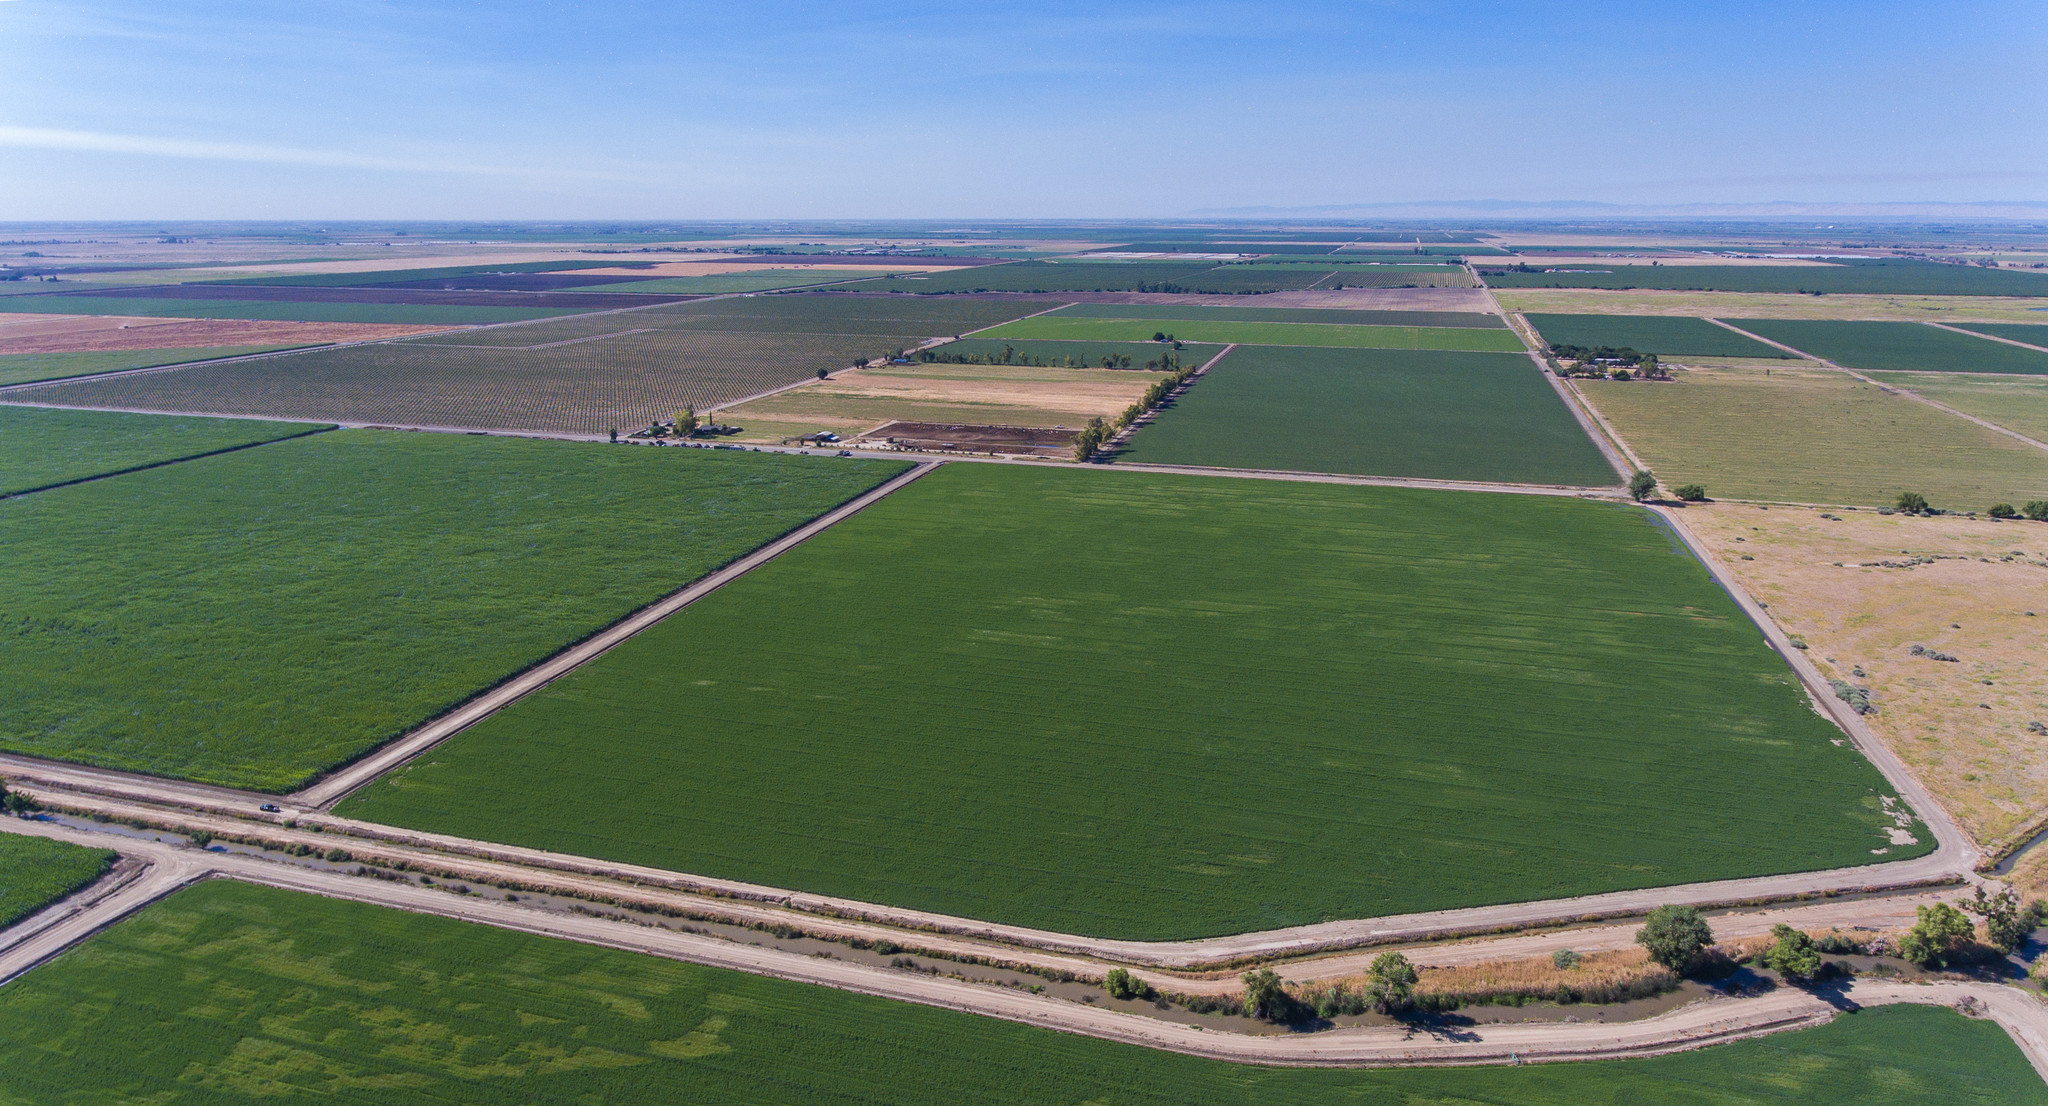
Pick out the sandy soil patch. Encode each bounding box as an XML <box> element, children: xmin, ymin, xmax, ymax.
<box><xmin>1683</xmin><ymin>502</ymin><xmax>2048</xmax><ymax>854</ymax></box>
<box><xmin>721</xmin><ymin>363</ymin><xmax>1165</xmax><ymax>438</ymax></box>
<box><xmin>0</xmin><ymin>314</ymin><xmax>452</xmax><ymax>355</ymax></box>
<box><xmin>1495</xmin><ymin>288</ymin><xmax>2048</xmax><ymax>324</ymax></box>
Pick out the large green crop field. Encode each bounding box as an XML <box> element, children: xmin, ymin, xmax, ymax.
<box><xmin>1864</xmin><ymin>371</ymin><xmax>2048</xmax><ymax>442</ymax></box>
<box><xmin>1734</xmin><ymin>319</ymin><xmax>2048</xmax><ymax>375</ymax></box>
<box><xmin>1</xmin><ymin>881</ymin><xmax>2033</xmax><ymax>1106</ymax></box>
<box><xmin>0</xmin><ymin>833</ymin><xmax>114</xmax><ymax>930</ymax></box>
<box><xmin>346</xmin><ymin>464</ymin><xmax>1917</xmax><ymax>939</ymax></box>
<box><xmin>1524</xmin><ymin>314</ymin><xmax>1791</xmax><ymax>358</ymax></box>
<box><xmin>0</xmin><ymin>405</ymin><xmax>330</xmax><ymax>497</ymax></box>
<box><xmin>1580</xmin><ymin>365</ymin><xmax>2048</xmax><ymax>507</ymax></box>
<box><xmin>0</xmin><ymin>295</ymin><xmax>581</xmax><ymax>325</ymax></box>
<box><xmin>0</xmin><ymin>346</ymin><xmax>306</xmax><ymax>387</ymax></box>
<box><xmin>1050</xmin><ymin>303</ymin><xmax>1507</xmax><ymax>327</ymax></box>
<box><xmin>1951</xmin><ymin>322</ymin><xmax>2048</xmax><ymax>347</ymax></box>
<box><xmin>1482</xmin><ymin>258</ymin><xmax>2048</xmax><ymax>297</ymax></box>
<box><xmin>0</xmin><ymin>432</ymin><xmax>906</xmax><ymax>789</ymax></box>
<box><xmin>978</xmin><ymin>315</ymin><xmax>1527</xmax><ymax>351</ymax></box>
<box><xmin>1115</xmin><ymin>346</ymin><xmax>1616</xmax><ymax>484</ymax></box>
<box><xmin>563</xmin><ymin>269</ymin><xmax>880</xmax><ymax>294</ymax></box>
<box><xmin>13</xmin><ymin>295</ymin><xmax>1051</xmax><ymax>435</ymax></box>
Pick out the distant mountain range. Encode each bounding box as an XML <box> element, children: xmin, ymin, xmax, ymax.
<box><xmin>1193</xmin><ymin>200</ymin><xmax>2048</xmax><ymax>221</ymax></box>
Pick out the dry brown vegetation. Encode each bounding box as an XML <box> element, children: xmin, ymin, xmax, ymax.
<box><xmin>720</xmin><ymin>361</ymin><xmax>1168</xmax><ymax>440</ymax></box>
<box><xmin>0</xmin><ymin>313</ymin><xmax>450</xmax><ymax>354</ymax></box>
<box><xmin>1406</xmin><ymin>947</ymin><xmax>1677</xmax><ymax>1006</ymax></box>
<box><xmin>1684</xmin><ymin>502</ymin><xmax>2048</xmax><ymax>856</ymax></box>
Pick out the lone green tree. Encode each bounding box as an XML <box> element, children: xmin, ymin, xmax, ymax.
<box><xmin>1627</xmin><ymin>470</ymin><xmax>1658</xmax><ymax>502</ymax></box>
<box><xmin>1104</xmin><ymin>967</ymin><xmax>1152</xmax><ymax>1001</ymax></box>
<box><xmin>1898</xmin><ymin>901</ymin><xmax>1975</xmax><ymax>968</ymax></box>
<box><xmin>1362</xmin><ymin>952</ymin><xmax>1418</xmax><ymax>1014</ymax></box>
<box><xmin>1673</xmin><ymin>483</ymin><xmax>1707</xmax><ymax>502</ymax></box>
<box><xmin>675</xmin><ymin>407</ymin><xmax>699</xmax><ymax>436</ymax></box>
<box><xmin>1636</xmin><ymin>905</ymin><xmax>1715</xmax><ymax>972</ymax></box>
<box><xmin>1241</xmin><ymin>967</ymin><xmax>1294</xmax><ymax>1022</ymax></box>
<box><xmin>1896</xmin><ymin>491</ymin><xmax>1930</xmax><ymax>515</ymax></box>
<box><xmin>1761</xmin><ymin>924</ymin><xmax>1823</xmax><ymax>979</ymax></box>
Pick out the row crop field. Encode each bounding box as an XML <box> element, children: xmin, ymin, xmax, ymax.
<box><xmin>1733</xmin><ymin>319</ymin><xmax>2048</xmax><ymax>375</ymax></box>
<box><xmin>0</xmin><ymin>345</ymin><xmax>306</xmax><ymax>387</ymax></box>
<box><xmin>0</xmin><ymin>295</ymin><xmax>586</xmax><ymax>326</ymax></box>
<box><xmin>1579</xmin><ymin>365</ymin><xmax>2048</xmax><ymax>507</ymax></box>
<box><xmin>860</xmin><ymin>261</ymin><xmax>1407</xmax><ymax>295</ymax></box>
<box><xmin>343</xmin><ymin>464</ymin><xmax>1918</xmax><ymax>940</ymax></box>
<box><xmin>1480</xmin><ymin>258</ymin><xmax>2048</xmax><ymax>297</ymax></box>
<box><xmin>926</xmin><ymin>338</ymin><xmax>1222</xmax><ymax>369</ymax></box>
<box><xmin>0</xmin><ymin>880</ymin><xmax>2033</xmax><ymax>1105</ymax></box>
<box><xmin>1115</xmin><ymin>346</ymin><xmax>1616</xmax><ymax>484</ymax></box>
<box><xmin>1050</xmin><ymin>303</ymin><xmax>1506</xmax><ymax>327</ymax></box>
<box><xmin>1522</xmin><ymin>314</ymin><xmax>1792</xmax><ymax>359</ymax></box>
<box><xmin>204</xmin><ymin>260</ymin><xmax>637</xmax><ymax>287</ymax></box>
<box><xmin>560</xmin><ymin>269</ymin><xmax>883</xmax><ymax>294</ymax></box>
<box><xmin>0</xmin><ymin>431</ymin><xmax>907</xmax><ymax>789</ymax></box>
<box><xmin>978</xmin><ymin>315</ymin><xmax>1527</xmax><ymax>352</ymax></box>
<box><xmin>0</xmin><ymin>833</ymin><xmax>114</xmax><ymax>930</ymax></box>
<box><xmin>13</xmin><ymin>295</ymin><xmax>1053</xmax><ymax>434</ymax></box>
<box><xmin>0</xmin><ymin>405</ymin><xmax>330</xmax><ymax>497</ymax></box>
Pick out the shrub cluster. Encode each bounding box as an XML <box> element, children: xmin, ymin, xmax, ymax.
<box><xmin>1908</xmin><ymin>644</ymin><xmax>1960</xmax><ymax>662</ymax></box>
<box><xmin>1829</xmin><ymin>678</ymin><xmax>1876</xmax><ymax>714</ymax></box>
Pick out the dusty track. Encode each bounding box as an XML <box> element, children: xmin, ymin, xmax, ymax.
<box><xmin>0</xmin><ymin>818</ymin><xmax>2039</xmax><ymax>1076</ymax></box>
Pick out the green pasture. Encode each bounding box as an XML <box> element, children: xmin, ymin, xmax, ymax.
<box><xmin>1952</xmin><ymin>321</ymin><xmax>2048</xmax><ymax>347</ymax></box>
<box><xmin>1523</xmin><ymin>314</ymin><xmax>1791</xmax><ymax>358</ymax></box>
<box><xmin>0</xmin><ymin>295</ymin><xmax>581</xmax><ymax>325</ymax></box>
<box><xmin>0</xmin><ymin>881</ymin><xmax>2032</xmax><ymax>1105</ymax></box>
<box><xmin>0</xmin><ymin>405</ymin><xmax>330</xmax><ymax>497</ymax></box>
<box><xmin>1051</xmin><ymin>303</ymin><xmax>1506</xmax><ymax>327</ymax></box>
<box><xmin>0</xmin><ymin>431</ymin><xmax>906</xmax><ymax>789</ymax></box>
<box><xmin>1581</xmin><ymin>365</ymin><xmax>2048</xmax><ymax>507</ymax></box>
<box><xmin>0</xmin><ymin>834</ymin><xmax>113</xmax><ymax>930</ymax></box>
<box><xmin>1481</xmin><ymin>258</ymin><xmax>2048</xmax><ymax>297</ymax></box>
<box><xmin>347</xmin><ymin>464</ymin><xmax>1917</xmax><ymax>939</ymax></box>
<box><xmin>1735</xmin><ymin>319</ymin><xmax>2048</xmax><ymax>375</ymax></box>
<box><xmin>1864</xmin><ymin>370</ymin><xmax>2048</xmax><ymax>443</ymax></box>
<box><xmin>977</xmin><ymin>315</ymin><xmax>1526</xmax><ymax>351</ymax></box>
<box><xmin>563</xmin><ymin>269</ymin><xmax>880</xmax><ymax>294</ymax></box>
<box><xmin>1116</xmin><ymin>346</ymin><xmax>1614</xmax><ymax>484</ymax></box>
<box><xmin>0</xmin><ymin>346</ymin><xmax>306</xmax><ymax>388</ymax></box>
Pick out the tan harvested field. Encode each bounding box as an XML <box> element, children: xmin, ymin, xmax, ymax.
<box><xmin>1402</xmin><ymin>947</ymin><xmax>1677</xmax><ymax>1007</ymax></box>
<box><xmin>1685</xmin><ymin>502</ymin><xmax>2048</xmax><ymax>856</ymax></box>
<box><xmin>1579</xmin><ymin>364</ymin><xmax>2048</xmax><ymax>507</ymax></box>
<box><xmin>571</xmin><ymin>261</ymin><xmax>964</xmax><ymax>277</ymax></box>
<box><xmin>1865</xmin><ymin>371</ymin><xmax>2048</xmax><ymax>443</ymax></box>
<box><xmin>0</xmin><ymin>313</ymin><xmax>450</xmax><ymax>354</ymax></box>
<box><xmin>721</xmin><ymin>361</ymin><xmax>1169</xmax><ymax>439</ymax></box>
<box><xmin>1495</xmin><ymin>288</ymin><xmax>2048</xmax><ymax>323</ymax></box>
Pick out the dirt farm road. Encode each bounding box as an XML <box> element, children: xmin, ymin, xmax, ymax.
<box><xmin>2</xmin><ymin>818</ymin><xmax>2039</xmax><ymax>1076</ymax></box>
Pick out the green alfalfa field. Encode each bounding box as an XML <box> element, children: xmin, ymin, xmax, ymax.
<box><xmin>345</xmin><ymin>463</ymin><xmax>1924</xmax><ymax>940</ymax></box>
<box><xmin>0</xmin><ymin>880</ymin><xmax>2034</xmax><ymax>1105</ymax></box>
<box><xmin>1113</xmin><ymin>346</ymin><xmax>1618</xmax><ymax>485</ymax></box>
<box><xmin>0</xmin><ymin>833</ymin><xmax>114</xmax><ymax>929</ymax></box>
<box><xmin>0</xmin><ymin>404</ymin><xmax>331</xmax><ymax>497</ymax></box>
<box><xmin>0</xmin><ymin>431</ymin><xmax>907</xmax><ymax>789</ymax></box>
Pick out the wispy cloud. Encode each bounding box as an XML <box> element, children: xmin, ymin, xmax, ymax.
<box><xmin>0</xmin><ymin>124</ymin><xmax>621</xmax><ymax>181</ymax></box>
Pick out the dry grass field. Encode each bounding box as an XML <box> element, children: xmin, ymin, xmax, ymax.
<box><xmin>1684</xmin><ymin>503</ymin><xmax>2048</xmax><ymax>855</ymax></box>
<box><xmin>720</xmin><ymin>361</ymin><xmax>1170</xmax><ymax>440</ymax></box>
<box><xmin>1495</xmin><ymin>289</ymin><xmax>2048</xmax><ymax>324</ymax></box>
<box><xmin>0</xmin><ymin>313</ymin><xmax>448</xmax><ymax>354</ymax></box>
<box><xmin>1579</xmin><ymin>365</ymin><xmax>2048</xmax><ymax>507</ymax></box>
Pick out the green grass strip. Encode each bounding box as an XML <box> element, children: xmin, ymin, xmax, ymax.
<box><xmin>345</xmin><ymin>464</ymin><xmax>1923</xmax><ymax>939</ymax></box>
<box><xmin>0</xmin><ymin>880</ymin><xmax>2036</xmax><ymax>1104</ymax></box>
<box><xmin>1734</xmin><ymin>319</ymin><xmax>2048</xmax><ymax>375</ymax></box>
<box><xmin>977</xmin><ymin>315</ymin><xmax>1527</xmax><ymax>351</ymax></box>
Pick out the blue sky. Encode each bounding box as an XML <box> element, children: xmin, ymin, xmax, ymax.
<box><xmin>1</xmin><ymin>1</ymin><xmax>2041</xmax><ymax>219</ymax></box>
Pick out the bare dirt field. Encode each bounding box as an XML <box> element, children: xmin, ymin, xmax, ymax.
<box><xmin>721</xmin><ymin>361</ymin><xmax>1166</xmax><ymax>439</ymax></box>
<box><xmin>1494</xmin><ymin>288</ymin><xmax>2048</xmax><ymax>323</ymax></box>
<box><xmin>1683</xmin><ymin>502</ymin><xmax>2048</xmax><ymax>856</ymax></box>
<box><xmin>854</xmin><ymin>421</ymin><xmax>1078</xmax><ymax>457</ymax></box>
<box><xmin>0</xmin><ymin>313</ymin><xmax>451</xmax><ymax>354</ymax></box>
